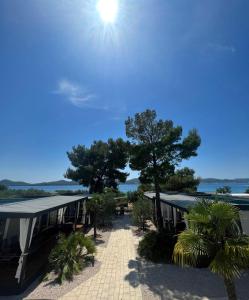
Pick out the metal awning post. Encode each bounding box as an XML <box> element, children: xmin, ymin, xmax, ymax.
<box><xmin>73</xmin><ymin>202</ymin><xmax>77</xmax><ymax>231</ymax></box>
<box><xmin>18</xmin><ymin>217</ymin><xmax>33</xmax><ymax>287</ymax></box>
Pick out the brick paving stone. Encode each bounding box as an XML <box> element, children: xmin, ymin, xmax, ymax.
<box><xmin>60</xmin><ymin>215</ymin><xmax>142</xmax><ymax>300</ymax></box>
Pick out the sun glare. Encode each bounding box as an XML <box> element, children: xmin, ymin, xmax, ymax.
<box><xmin>97</xmin><ymin>0</ymin><xmax>118</xmax><ymax>23</ymax></box>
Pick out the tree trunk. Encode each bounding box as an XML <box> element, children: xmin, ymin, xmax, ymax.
<box><xmin>154</xmin><ymin>178</ymin><xmax>164</xmax><ymax>231</ymax></box>
<box><xmin>152</xmin><ymin>154</ymin><xmax>164</xmax><ymax>232</ymax></box>
<box><xmin>152</xmin><ymin>197</ymin><xmax>156</xmax><ymax>224</ymax></box>
<box><xmin>224</xmin><ymin>278</ymin><xmax>237</xmax><ymax>300</ymax></box>
<box><xmin>93</xmin><ymin>212</ymin><xmax>97</xmax><ymax>239</ymax></box>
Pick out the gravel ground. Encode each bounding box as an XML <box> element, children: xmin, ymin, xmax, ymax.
<box><xmin>25</xmin><ymin>260</ymin><xmax>101</xmax><ymax>300</ymax></box>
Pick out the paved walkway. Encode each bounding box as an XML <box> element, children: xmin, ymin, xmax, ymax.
<box><xmin>60</xmin><ymin>215</ymin><xmax>143</xmax><ymax>300</ymax></box>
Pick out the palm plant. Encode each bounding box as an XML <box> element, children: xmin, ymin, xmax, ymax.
<box><xmin>49</xmin><ymin>232</ymin><xmax>96</xmax><ymax>284</ymax></box>
<box><xmin>173</xmin><ymin>199</ymin><xmax>249</xmax><ymax>300</ymax></box>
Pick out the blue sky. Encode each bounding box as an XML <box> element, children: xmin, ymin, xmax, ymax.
<box><xmin>1</xmin><ymin>0</ymin><xmax>249</xmax><ymax>182</ymax></box>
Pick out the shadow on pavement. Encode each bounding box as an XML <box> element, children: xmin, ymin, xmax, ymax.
<box><xmin>125</xmin><ymin>256</ymin><xmax>249</xmax><ymax>300</ymax></box>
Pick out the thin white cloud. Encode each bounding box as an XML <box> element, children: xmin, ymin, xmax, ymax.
<box><xmin>207</xmin><ymin>43</ymin><xmax>236</xmax><ymax>53</ymax></box>
<box><xmin>55</xmin><ymin>79</ymin><xmax>96</xmax><ymax>108</ymax></box>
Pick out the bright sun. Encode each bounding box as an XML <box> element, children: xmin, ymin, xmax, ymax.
<box><xmin>97</xmin><ymin>0</ymin><xmax>118</xmax><ymax>23</ymax></box>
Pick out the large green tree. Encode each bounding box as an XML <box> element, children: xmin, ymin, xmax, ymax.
<box><xmin>65</xmin><ymin>138</ymin><xmax>129</xmax><ymax>193</ymax></box>
<box><xmin>125</xmin><ymin>109</ymin><xmax>201</xmax><ymax>230</ymax></box>
<box><xmin>173</xmin><ymin>200</ymin><xmax>249</xmax><ymax>300</ymax></box>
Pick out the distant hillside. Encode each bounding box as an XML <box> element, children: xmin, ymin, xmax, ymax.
<box><xmin>125</xmin><ymin>177</ymin><xmax>249</xmax><ymax>185</ymax></box>
<box><xmin>2</xmin><ymin>177</ymin><xmax>249</xmax><ymax>187</ymax></box>
<box><xmin>0</xmin><ymin>179</ymin><xmax>78</xmax><ymax>186</ymax></box>
<box><xmin>201</xmin><ymin>178</ymin><xmax>249</xmax><ymax>183</ymax></box>
<box><xmin>125</xmin><ymin>178</ymin><xmax>140</xmax><ymax>184</ymax></box>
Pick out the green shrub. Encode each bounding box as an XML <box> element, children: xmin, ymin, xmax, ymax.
<box><xmin>132</xmin><ymin>197</ymin><xmax>152</xmax><ymax>230</ymax></box>
<box><xmin>55</xmin><ymin>189</ymin><xmax>86</xmax><ymax>196</ymax></box>
<box><xmin>0</xmin><ymin>184</ymin><xmax>7</xmax><ymax>191</ymax></box>
<box><xmin>87</xmin><ymin>192</ymin><xmax>116</xmax><ymax>238</ymax></box>
<box><xmin>137</xmin><ymin>183</ymin><xmax>154</xmax><ymax>192</ymax></box>
<box><xmin>0</xmin><ymin>188</ymin><xmax>51</xmax><ymax>199</ymax></box>
<box><xmin>161</xmin><ymin>168</ymin><xmax>200</xmax><ymax>193</ymax></box>
<box><xmin>216</xmin><ymin>186</ymin><xmax>231</xmax><ymax>194</ymax></box>
<box><xmin>127</xmin><ymin>191</ymin><xmax>143</xmax><ymax>203</ymax></box>
<box><xmin>138</xmin><ymin>230</ymin><xmax>176</xmax><ymax>263</ymax></box>
<box><xmin>49</xmin><ymin>232</ymin><xmax>96</xmax><ymax>284</ymax></box>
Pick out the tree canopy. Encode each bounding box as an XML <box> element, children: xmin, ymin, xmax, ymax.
<box><xmin>132</xmin><ymin>196</ymin><xmax>153</xmax><ymax>231</ymax></box>
<box><xmin>65</xmin><ymin>138</ymin><xmax>129</xmax><ymax>193</ymax></box>
<box><xmin>125</xmin><ymin>109</ymin><xmax>201</xmax><ymax>230</ymax></box>
<box><xmin>216</xmin><ymin>186</ymin><xmax>232</xmax><ymax>194</ymax></box>
<box><xmin>161</xmin><ymin>167</ymin><xmax>200</xmax><ymax>193</ymax></box>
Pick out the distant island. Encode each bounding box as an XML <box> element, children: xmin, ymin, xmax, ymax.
<box><xmin>200</xmin><ymin>178</ymin><xmax>249</xmax><ymax>184</ymax></box>
<box><xmin>125</xmin><ymin>178</ymin><xmax>140</xmax><ymax>184</ymax></box>
<box><xmin>1</xmin><ymin>177</ymin><xmax>249</xmax><ymax>187</ymax></box>
<box><xmin>126</xmin><ymin>178</ymin><xmax>249</xmax><ymax>184</ymax></box>
<box><xmin>0</xmin><ymin>179</ymin><xmax>78</xmax><ymax>186</ymax></box>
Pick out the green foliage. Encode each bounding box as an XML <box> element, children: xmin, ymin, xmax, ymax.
<box><xmin>161</xmin><ymin>167</ymin><xmax>200</xmax><ymax>193</ymax></box>
<box><xmin>55</xmin><ymin>190</ymin><xmax>86</xmax><ymax>196</ymax></box>
<box><xmin>0</xmin><ymin>188</ymin><xmax>51</xmax><ymax>199</ymax></box>
<box><xmin>216</xmin><ymin>186</ymin><xmax>232</xmax><ymax>194</ymax></box>
<box><xmin>87</xmin><ymin>191</ymin><xmax>116</xmax><ymax>237</ymax></box>
<box><xmin>104</xmin><ymin>187</ymin><xmax>125</xmax><ymax>197</ymax></box>
<box><xmin>137</xmin><ymin>183</ymin><xmax>154</xmax><ymax>193</ymax></box>
<box><xmin>0</xmin><ymin>184</ymin><xmax>8</xmax><ymax>191</ymax></box>
<box><xmin>132</xmin><ymin>197</ymin><xmax>152</xmax><ymax>230</ymax></box>
<box><xmin>125</xmin><ymin>109</ymin><xmax>201</xmax><ymax>230</ymax></box>
<box><xmin>127</xmin><ymin>191</ymin><xmax>143</xmax><ymax>203</ymax></box>
<box><xmin>138</xmin><ymin>230</ymin><xmax>176</xmax><ymax>262</ymax></box>
<box><xmin>49</xmin><ymin>232</ymin><xmax>96</xmax><ymax>284</ymax></box>
<box><xmin>173</xmin><ymin>200</ymin><xmax>249</xmax><ymax>300</ymax></box>
<box><xmin>65</xmin><ymin>138</ymin><xmax>129</xmax><ymax>193</ymax></box>
<box><xmin>245</xmin><ymin>188</ymin><xmax>249</xmax><ymax>194</ymax></box>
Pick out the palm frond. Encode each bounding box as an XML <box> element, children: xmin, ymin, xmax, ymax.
<box><xmin>209</xmin><ymin>249</ymin><xmax>241</xmax><ymax>279</ymax></box>
<box><xmin>209</xmin><ymin>202</ymin><xmax>239</xmax><ymax>229</ymax></box>
<box><xmin>173</xmin><ymin>230</ymin><xmax>209</xmax><ymax>267</ymax></box>
<box><xmin>225</xmin><ymin>236</ymin><xmax>249</xmax><ymax>267</ymax></box>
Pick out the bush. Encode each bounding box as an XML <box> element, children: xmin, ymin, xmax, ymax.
<box><xmin>137</xmin><ymin>184</ymin><xmax>154</xmax><ymax>193</ymax></box>
<box><xmin>55</xmin><ymin>190</ymin><xmax>86</xmax><ymax>196</ymax></box>
<box><xmin>161</xmin><ymin>168</ymin><xmax>200</xmax><ymax>193</ymax></box>
<box><xmin>245</xmin><ymin>188</ymin><xmax>249</xmax><ymax>194</ymax></box>
<box><xmin>216</xmin><ymin>186</ymin><xmax>231</xmax><ymax>194</ymax></box>
<box><xmin>127</xmin><ymin>191</ymin><xmax>143</xmax><ymax>203</ymax></box>
<box><xmin>132</xmin><ymin>197</ymin><xmax>152</xmax><ymax>230</ymax></box>
<box><xmin>49</xmin><ymin>232</ymin><xmax>96</xmax><ymax>284</ymax></box>
<box><xmin>0</xmin><ymin>188</ymin><xmax>51</xmax><ymax>199</ymax></box>
<box><xmin>138</xmin><ymin>230</ymin><xmax>176</xmax><ymax>263</ymax></box>
<box><xmin>0</xmin><ymin>184</ymin><xmax>7</xmax><ymax>191</ymax></box>
<box><xmin>87</xmin><ymin>191</ymin><xmax>116</xmax><ymax>238</ymax></box>
<box><xmin>104</xmin><ymin>187</ymin><xmax>125</xmax><ymax>197</ymax></box>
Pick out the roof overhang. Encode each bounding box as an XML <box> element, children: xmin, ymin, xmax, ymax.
<box><xmin>0</xmin><ymin>195</ymin><xmax>89</xmax><ymax>218</ymax></box>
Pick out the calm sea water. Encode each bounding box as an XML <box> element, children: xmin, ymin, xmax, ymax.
<box><xmin>9</xmin><ymin>182</ymin><xmax>249</xmax><ymax>193</ymax></box>
<box><xmin>10</xmin><ymin>184</ymin><xmax>138</xmax><ymax>193</ymax></box>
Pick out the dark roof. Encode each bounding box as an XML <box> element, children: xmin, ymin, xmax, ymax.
<box><xmin>0</xmin><ymin>195</ymin><xmax>88</xmax><ymax>218</ymax></box>
<box><xmin>145</xmin><ymin>192</ymin><xmax>197</xmax><ymax>211</ymax></box>
<box><xmin>144</xmin><ymin>192</ymin><xmax>249</xmax><ymax>211</ymax></box>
